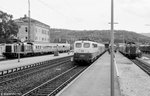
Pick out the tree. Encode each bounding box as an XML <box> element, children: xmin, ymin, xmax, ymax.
<box><xmin>0</xmin><ymin>11</ymin><xmax>18</xmax><ymax>43</ymax></box>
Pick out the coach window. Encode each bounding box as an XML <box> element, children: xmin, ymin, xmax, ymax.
<box><xmin>84</xmin><ymin>43</ymin><xmax>90</xmax><ymax>48</ymax></box>
<box><xmin>76</xmin><ymin>43</ymin><xmax>82</xmax><ymax>48</ymax></box>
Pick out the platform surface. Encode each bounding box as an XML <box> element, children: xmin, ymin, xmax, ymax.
<box><xmin>0</xmin><ymin>52</ymin><xmax>73</xmax><ymax>71</ymax></box>
<box><xmin>115</xmin><ymin>52</ymin><xmax>150</xmax><ymax>96</ymax></box>
<box><xmin>57</xmin><ymin>52</ymin><xmax>121</xmax><ymax>96</ymax></box>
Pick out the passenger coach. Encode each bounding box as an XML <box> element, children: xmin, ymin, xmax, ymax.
<box><xmin>3</xmin><ymin>42</ymin><xmax>70</xmax><ymax>58</ymax></box>
<box><xmin>73</xmin><ymin>40</ymin><xmax>105</xmax><ymax>65</ymax></box>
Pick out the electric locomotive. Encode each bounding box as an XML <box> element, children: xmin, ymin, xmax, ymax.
<box><xmin>73</xmin><ymin>40</ymin><xmax>105</xmax><ymax>65</ymax></box>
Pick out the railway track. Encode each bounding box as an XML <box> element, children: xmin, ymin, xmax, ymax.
<box><xmin>142</xmin><ymin>53</ymin><xmax>150</xmax><ymax>58</ymax></box>
<box><xmin>0</xmin><ymin>56</ymin><xmax>71</xmax><ymax>84</ymax></box>
<box><xmin>132</xmin><ymin>59</ymin><xmax>150</xmax><ymax>75</ymax></box>
<box><xmin>22</xmin><ymin>66</ymin><xmax>88</xmax><ymax>96</ymax></box>
<box><xmin>0</xmin><ymin>56</ymin><xmax>73</xmax><ymax>93</ymax></box>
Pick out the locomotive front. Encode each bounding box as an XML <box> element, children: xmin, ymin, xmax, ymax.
<box><xmin>73</xmin><ymin>40</ymin><xmax>103</xmax><ymax>65</ymax></box>
<box><xmin>119</xmin><ymin>42</ymin><xmax>142</xmax><ymax>59</ymax></box>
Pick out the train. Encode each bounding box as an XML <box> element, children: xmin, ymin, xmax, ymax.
<box><xmin>119</xmin><ymin>42</ymin><xmax>142</xmax><ymax>59</ymax></box>
<box><xmin>73</xmin><ymin>40</ymin><xmax>105</xmax><ymax>65</ymax></box>
<box><xmin>2</xmin><ymin>42</ymin><xmax>70</xmax><ymax>59</ymax></box>
<box><xmin>104</xmin><ymin>42</ymin><xmax>109</xmax><ymax>51</ymax></box>
<box><xmin>139</xmin><ymin>44</ymin><xmax>150</xmax><ymax>54</ymax></box>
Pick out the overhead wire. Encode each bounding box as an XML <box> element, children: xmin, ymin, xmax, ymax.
<box><xmin>36</xmin><ymin>0</ymin><xmax>78</xmax><ymax>22</ymax></box>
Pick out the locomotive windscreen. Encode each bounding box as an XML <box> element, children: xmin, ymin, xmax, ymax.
<box><xmin>5</xmin><ymin>45</ymin><xmax>11</xmax><ymax>52</ymax></box>
<box><xmin>83</xmin><ymin>43</ymin><xmax>90</xmax><ymax>48</ymax></box>
<box><xmin>76</xmin><ymin>43</ymin><xmax>82</xmax><ymax>48</ymax></box>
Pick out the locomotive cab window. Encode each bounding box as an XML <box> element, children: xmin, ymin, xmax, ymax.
<box><xmin>92</xmin><ymin>43</ymin><xmax>97</xmax><ymax>48</ymax></box>
<box><xmin>76</xmin><ymin>43</ymin><xmax>82</xmax><ymax>48</ymax></box>
<box><xmin>83</xmin><ymin>43</ymin><xmax>90</xmax><ymax>48</ymax></box>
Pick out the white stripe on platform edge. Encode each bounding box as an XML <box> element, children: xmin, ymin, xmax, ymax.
<box><xmin>114</xmin><ymin>59</ymin><xmax>119</xmax><ymax>77</ymax></box>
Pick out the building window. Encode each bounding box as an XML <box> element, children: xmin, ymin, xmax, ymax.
<box><xmin>35</xmin><ymin>36</ymin><xmax>37</xmax><ymax>40</ymax></box>
<box><xmin>25</xmin><ymin>37</ymin><xmax>28</xmax><ymax>40</ymax></box>
<box><xmin>45</xmin><ymin>31</ymin><xmax>47</xmax><ymax>34</ymax></box>
<box><xmin>25</xmin><ymin>27</ymin><xmax>28</xmax><ymax>32</ymax></box>
<box><xmin>35</xmin><ymin>28</ymin><xmax>37</xmax><ymax>33</ymax></box>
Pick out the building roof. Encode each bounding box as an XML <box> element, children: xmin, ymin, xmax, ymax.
<box><xmin>14</xmin><ymin>15</ymin><xmax>50</xmax><ymax>28</ymax></box>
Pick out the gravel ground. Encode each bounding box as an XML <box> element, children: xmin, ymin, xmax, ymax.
<box><xmin>142</xmin><ymin>54</ymin><xmax>150</xmax><ymax>58</ymax></box>
<box><xmin>0</xmin><ymin>62</ymin><xmax>74</xmax><ymax>94</ymax></box>
<box><xmin>116</xmin><ymin>53</ymin><xmax>150</xmax><ymax>96</ymax></box>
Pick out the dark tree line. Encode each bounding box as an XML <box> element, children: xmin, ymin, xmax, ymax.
<box><xmin>50</xmin><ymin>28</ymin><xmax>150</xmax><ymax>44</ymax></box>
<box><xmin>0</xmin><ymin>11</ymin><xmax>18</xmax><ymax>43</ymax></box>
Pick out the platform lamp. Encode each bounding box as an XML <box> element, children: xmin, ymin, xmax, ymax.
<box><xmin>17</xmin><ymin>37</ymin><xmax>21</xmax><ymax>62</ymax></box>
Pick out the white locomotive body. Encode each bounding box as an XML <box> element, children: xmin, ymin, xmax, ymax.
<box><xmin>73</xmin><ymin>40</ymin><xmax>105</xmax><ymax>65</ymax></box>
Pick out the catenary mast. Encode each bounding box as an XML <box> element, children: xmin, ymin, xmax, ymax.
<box><xmin>28</xmin><ymin>0</ymin><xmax>31</xmax><ymax>43</ymax></box>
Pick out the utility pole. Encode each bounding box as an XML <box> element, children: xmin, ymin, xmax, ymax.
<box><xmin>28</xmin><ymin>0</ymin><xmax>31</xmax><ymax>43</ymax></box>
<box><xmin>123</xmin><ymin>32</ymin><xmax>124</xmax><ymax>43</ymax></box>
<box><xmin>110</xmin><ymin>0</ymin><xmax>114</xmax><ymax>96</ymax></box>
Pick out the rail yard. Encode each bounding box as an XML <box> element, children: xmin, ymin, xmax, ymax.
<box><xmin>0</xmin><ymin>48</ymin><xmax>150</xmax><ymax>96</ymax></box>
<box><xmin>0</xmin><ymin>1</ymin><xmax>150</xmax><ymax>95</ymax></box>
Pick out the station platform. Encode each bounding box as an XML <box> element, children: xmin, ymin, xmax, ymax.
<box><xmin>0</xmin><ymin>52</ymin><xmax>73</xmax><ymax>71</ymax></box>
<box><xmin>57</xmin><ymin>52</ymin><xmax>121</xmax><ymax>96</ymax></box>
<box><xmin>0</xmin><ymin>56</ymin><xmax>5</xmax><ymax>60</ymax></box>
<box><xmin>115</xmin><ymin>52</ymin><xmax>150</xmax><ymax>96</ymax></box>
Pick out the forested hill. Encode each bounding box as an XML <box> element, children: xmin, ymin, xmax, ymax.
<box><xmin>140</xmin><ymin>33</ymin><xmax>150</xmax><ymax>37</ymax></box>
<box><xmin>50</xmin><ymin>28</ymin><xmax>150</xmax><ymax>44</ymax></box>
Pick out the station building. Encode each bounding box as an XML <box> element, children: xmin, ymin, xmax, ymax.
<box><xmin>14</xmin><ymin>15</ymin><xmax>50</xmax><ymax>43</ymax></box>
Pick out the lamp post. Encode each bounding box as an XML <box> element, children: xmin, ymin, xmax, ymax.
<box><xmin>122</xmin><ymin>31</ymin><xmax>124</xmax><ymax>43</ymax></box>
<box><xmin>28</xmin><ymin>0</ymin><xmax>31</xmax><ymax>43</ymax></box>
<box><xmin>18</xmin><ymin>43</ymin><xmax>20</xmax><ymax>62</ymax></box>
<box><xmin>145</xmin><ymin>24</ymin><xmax>150</xmax><ymax>45</ymax></box>
<box><xmin>17</xmin><ymin>37</ymin><xmax>21</xmax><ymax>62</ymax></box>
<box><xmin>110</xmin><ymin>0</ymin><xmax>114</xmax><ymax>96</ymax></box>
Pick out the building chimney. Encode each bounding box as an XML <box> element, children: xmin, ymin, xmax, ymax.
<box><xmin>24</xmin><ymin>14</ymin><xmax>27</xmax><ymax>18</ymax></box>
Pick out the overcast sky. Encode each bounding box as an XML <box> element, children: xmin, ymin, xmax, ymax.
<box><xmin>0</xmin><ymin>0</ymin><xmax>150</xmax><ymax>33</ymax></box>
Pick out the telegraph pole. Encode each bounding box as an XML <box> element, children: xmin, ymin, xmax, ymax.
<box><xmin>28</xmin><ymin>0</ymin><xmax>31</xmax><ymax>43</ymax></box>
<box><xmin>110</xmin><ymin>0</ymin><xmax>114</xmax><ymax>96</ymax></box>
<box><xmin>122</xmin><ymin>31</ymin><xmax>124</xmax><ymax>43</ymax></box>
